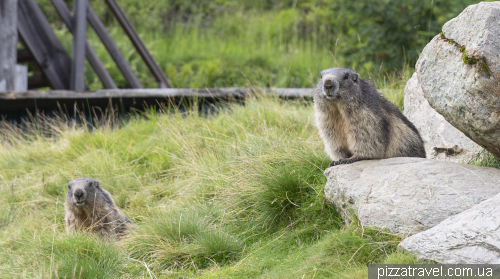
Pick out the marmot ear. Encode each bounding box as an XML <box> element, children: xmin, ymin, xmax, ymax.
<box><xmin>93</xmin><ymin>180</ymin><xmax>100</xmax><ymax>188</ymax></box>
<box><xmin>353</xmin><ymin>74</ymin><xmax>358</xmax><ymax>82</ymax></box>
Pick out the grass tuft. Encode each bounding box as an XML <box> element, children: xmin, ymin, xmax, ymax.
<box><xmin>468</xmin><ymin>149</ymin><xmax>500</xmax><ymax>169</ymax></box>
<box><xmin>127</xmin><ymin>207</ymin><xmax>243</xmax><ymax>271</ymax></box>
<box><xmin>39</xmin><ymin>234</ymin><xmax>125</xmax><ymax>279</ymax></box>
<box><xmin>250</xmin><ymin>154</ymin><xmax>335</xmax><ymax>230</ymax></box>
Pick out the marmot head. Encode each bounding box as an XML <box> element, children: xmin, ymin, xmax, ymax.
<box><xmin>317</xmin><ymin>68</ymin><xmax>360</xmax><ymax>101</ymax></box>
<box><xmin>67</xmin><ymin>178</ymin><xmax>100</xmax><ymax>207</ymax></box>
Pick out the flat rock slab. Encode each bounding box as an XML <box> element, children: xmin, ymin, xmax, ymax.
<box><xmin>399</xmin><ymin>192</ymin><xmax>500</xmax><ymax>264</ymax></box>
<box><xmin>324</xmin><ymin>157</ymin><xmax>500</xmax><ymax>235</ymax></box>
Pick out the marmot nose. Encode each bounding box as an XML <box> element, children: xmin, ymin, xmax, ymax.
<box><xmin>324</xmin><ymin>79</ymin><xmax>335</xmax><ymax>90</ymax></box>
<box><xmin>74</xmin><ymin>189</ymin><xmax>84</xmax><ymax>200</ymax></box>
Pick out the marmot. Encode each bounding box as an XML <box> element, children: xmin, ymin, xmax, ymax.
<box><xmin>65</xmin><ymin>178</ymin><xmax>132</xmax><ymax>240</ymax></box>
<box><xmin>314</xmin><ymin>68</ymin><xmax>425</xmax><ymax>167</ymax></box>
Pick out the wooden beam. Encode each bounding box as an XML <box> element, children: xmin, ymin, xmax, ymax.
<box><xmin>0</xmin><ymin>0</ymin><xmax>18</xmax><ymax>91</ymax></box>
<box><xmin>17</xmin><ymin>0</ymin><xmax>72</xmax><ymax>89</ymax></box>
<box><xmin>105</xmin><ymin>0</ymin><xmax>171</xmax><ymax>88</ymax></box>
<box><xmin>0</xmin><ymin>88</ymin><xmax>314</xmax><ymax>120</ymax></box>
<box><xmin>70</xmin><ymin>0</ymin><xmax>87</xmax><ymax>91</ymax></box>
<box><xmin>0</xmin><ymin>88</ymin><xmax>313</xmax><ymax>100</ymax></box>
<box><xmin>86</xmin><ymin>3</ymin><xmax>142</xmax><ymax>88</ymax></box>
<box><xmin>50</xmin><ymin>0</ymin><xmax>117</xmax><ymax>89</ymax></box>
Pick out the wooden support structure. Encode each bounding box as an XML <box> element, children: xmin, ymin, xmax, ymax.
<box><xmin>17</xmin><ymin>0</ymin><xmax>72</xmax><ymax>89</ymax></box>
<box><xmin>0</xmin><ymin>0</ymin><xmax>18</xmax><ymax>91</ymax></box>
<box><xmin>50</xmin><ymin>0</ymin><xmax>117</xmax><ymax>89</ymax></box>
<box><xmin>86</xmin><ymin>3</ymin><xmax>143</xmax><ymax>88</ymax></box>
<box><xmin>70</xmin><ymin>0</ymin><xmax>87</xmax><ymax>91</ymax></box>
<box><xmin>11</xmin><ymin>0</ymin><xmax>171</xmax><ymax>91</ymax></box>
<box><xmin>105</xmin><ymin>0</ymin><xmax>172</xmax><ymax>88</ymax></box>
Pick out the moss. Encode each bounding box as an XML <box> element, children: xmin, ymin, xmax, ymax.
<box><xmin>462</xmin><ymin>55</ymin><xmax>477</xmax><ymax>65</ymax></box>
<box><xmin>441</xmin><ymin>34</ymin><xmax>484</xmax><ymax>67</ymax></box>
<box><xmin>460</xmin><ymin>46</ymin><xmax>477</xmax><ymax>65</ymax></box>
<box><xmin>482</xmin><ymin>61</ymin><xmax>491</xmax><ymax>76</ymax></box>
<box><xmin>441</xmin><ymin>32</ymin><xmax>455</xmax><ymax>45</ymax></box>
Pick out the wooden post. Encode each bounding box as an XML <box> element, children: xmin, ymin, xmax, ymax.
<box><xmin>15</xmin><ymin>65</ymin><xmax>27</xmax><ymax>91</ymax></box>
<box><xmin>18</xmin><ymin>0</ymin><xmax>73</xmax><ymax>89</ymax></box>
<box><xmin>0</xmin><ymin>0</ymin><xmax>18</xmax><ymax>91</ymax></box>
<box><xmin>71</xmin><ymin>0</ymin><xmax>87</xmax><ymax>91</ymax></box>
<box><xmin>50</xmin><ymin>0</ymin><xmax>117</xmax><ymax>89</ymax></box>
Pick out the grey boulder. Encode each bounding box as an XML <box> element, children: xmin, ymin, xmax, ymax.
<box><xmin>323</xmin><ymin>157</ymin><xmax>500</xmax><ymax>235</ymax></box>
<box><xmin>399</xmin><ymin>191</ymin><xmax>500</xmax><ymax>264</ymax></box>
<box><xmin>404</xmin><ymin>72</ymin><xmax>483</xmax><ymax>162</ymax></box>
<box><xmin>416</xmin><ymin>2</ymin><xmax>500</xmax><ymax>157</ymax></box>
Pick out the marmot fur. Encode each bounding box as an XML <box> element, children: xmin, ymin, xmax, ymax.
<box><xmin>314</xmin><ymin>68</ymin><xmax>426</xmax><ymax>167</ymax></box>
<box><xmin>65</xmin><ymin>178</ymin><xmax>132</xmax><ymax>240</ymax></box>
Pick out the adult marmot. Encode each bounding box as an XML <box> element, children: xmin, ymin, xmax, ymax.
<box><xmin>314</xmin><ymin>68</ymin><xmax>425</xmax><ymax>167</ymax></box>
<box><xmin>65</xmin><ymin>178</ymin><xmax>132</xmax><ymax>240</ymax></box>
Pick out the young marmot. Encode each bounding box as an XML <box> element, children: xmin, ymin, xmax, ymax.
<box><xmin>64</xmin><ymin>178</ymin><xmax>132</xmax><ymax>240</ymax></box>
<box><xmin>314</xmin><ymin>68</ymin><xmax>425</xmax><ymax>167</ymax></box>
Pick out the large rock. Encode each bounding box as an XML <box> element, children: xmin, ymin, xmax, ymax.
<box><xmin>416</xmin><ymin>2</ymin><xmax>500</xmax><ymax>157</ymax></box>
<box><xmin>324</xmin><ymin>157</ymin><xmax>500</xmax><ymax>234</ymax></box>
<box><xmin>404</xmin><ymin>73</ymin><xmax>483</xmax><ymax>162</ymax></box>
<box><xmin>399</xmin><ymin>192</ymin><xmax>500</xmax><ymax>264</ymax></box>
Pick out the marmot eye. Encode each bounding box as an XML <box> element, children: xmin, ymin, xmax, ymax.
<box><xmin>343</xmin><ymin>73</ymin><xmax>349</xmax><ymax>80</ymax></box>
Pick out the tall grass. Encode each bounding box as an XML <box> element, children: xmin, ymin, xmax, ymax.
<box><xmin>52</xmin><ymin>9</ymin><xmax>411</xmax><ymax>103</ymax></box>
<box><xmin>0</xmin><ymin>95</ymin><xmax>424</xmax><ymax>278</ymax></box>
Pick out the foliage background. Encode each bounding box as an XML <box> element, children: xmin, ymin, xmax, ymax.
<box><xmin>34</xmin><ymin>0</ymin><xmax>484</xmax><ymax>89</ymax></box>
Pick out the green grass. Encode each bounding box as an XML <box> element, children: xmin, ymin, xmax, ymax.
<box><xmin>53</xmin><ymin>23</ymin><xmax>409</xmax><ymax>110</ymax></box>
<box><xmin>0</xmin><ymin>95</ymin><xmax>427</xmax><ymax>278</ymax></box>
<box><xmin>468</xmin><ymin>149</ymin><xmax>500</xmax><ymax>169</ymax></box>
<box><xmin>51</xmin><ymin>9</ymin><xmax>412</xmax><ymax>105</ymax></box>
